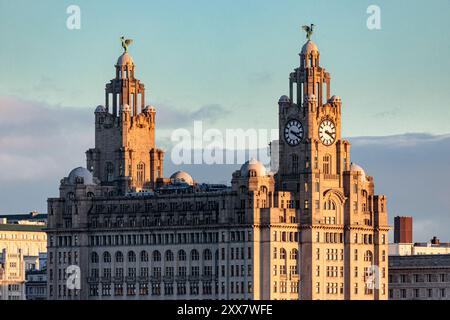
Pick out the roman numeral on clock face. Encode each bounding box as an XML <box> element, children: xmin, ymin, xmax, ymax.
<box><xmin>318</xmin><ymin>119</ymin><xmax>336</xmax><ymax>146</ymax></box>
<box><xmin>284</xmin><ymin>120</ymin><xmax>304</xmax><ymax>146</ymax></box>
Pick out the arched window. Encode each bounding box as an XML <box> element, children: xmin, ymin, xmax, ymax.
<box><xmin>364</xmin><ymin>250</ymin><xmax>373</xmax><ymax>262</ymax></box>
<box><xmin>280</xmin><ymin>248</ymin><xmax>287</xmax><ymax>260</ymax></box>
<box><xmin>178</xmin><ymin>250</ymin><xmax>186</xmax><ymax>261</ymax></box>
<box><xmin>203</xmin><ymin>249</ymin><xmax>212</xmax><ymax>261</ymax></box>
<box><xmin>323</xmin><ymin>154</ymin><xmax>332</xmax><ymax>175</ymax></box>
<box><xmin>324</xmin><ymin>200</ymin><xmax>336</xmax><ymax>211</ymax></box>
<box><xmin>115</xmin><ymin>251</ymin><xmax>123</xmax><ymax>263</ymax></box>
<box><xmin>290</xmin><ymin>249</ymin><xmax>298</xmax><ymax>260</ymax></box>
<box><xmin>165</xmin><ymin>250</ymin><xmax>174</xmax><ymax>262</ymax></box>
<box><xmin>137</xmin><ymin>162</ymin><xmax>145</xmax><ymax>184</ymax></box>
<box><xmin>91</xmin><ymin>252</ymin><xmax>99</xmax><ymax>263</ymax></box>
<box><xmin>128</xmin><ymin>251</ymin><xmax>136</xmax><ymax>263</ymax></box>
<box><xmin>140</xmin><ymin>250</ymin><xmax>148</xmax><ymax>262</ymax></box>
<box><xmin>103</xmin><ymin>252</ymin><xmax>111</xmax><ymax>263</ymax></box>
<box><xmin>191</xmin><ymin>249</ymin><xmax>199</xmax><ymax>261</ymax></box>
<box><xmin>106</xmin><ymin>162</ymin><xmax>114</xmax><ymax>182</ymax></box>
<box><xmin>152</xmin><ymin>250</ymin><xmax>161</xmax><ymax>262</ymax></box>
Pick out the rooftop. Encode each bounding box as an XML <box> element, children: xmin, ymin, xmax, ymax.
<box><xmin>389</xmin><ymin>254</ymin><xmax>450</xmax><ymax>268</ymax></box>
<box><xmin>0</xmin><ymin>224</ymin><xmax>46</xmax><ymax>232</ymax></box>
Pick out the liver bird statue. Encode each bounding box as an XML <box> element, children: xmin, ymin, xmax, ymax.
<box><xmin>120</xmin><ymin>36</ymin><xmax>133</xmax><ymax>53</ymax></box>
<box><xmin>302</xmin><ymin>24</ymin><xmax>315</xmax><ymax>40</ymax></box>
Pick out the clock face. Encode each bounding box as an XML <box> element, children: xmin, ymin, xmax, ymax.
<box><xmin>284</xmin><ymin>120</ymin><xmax>304</xmax><ymax>146</ymax></box>
<box><xmin>319</xmin><ymin>119</ymin><xmax>336</xmax><ymax>146</ymax></box>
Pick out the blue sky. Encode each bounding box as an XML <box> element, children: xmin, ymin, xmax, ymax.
<box><xmin>1</xmin><ymin>0</ymin><xmax>450</xmax><ymax>137</ymax></box>
<box><xmin>1</xmin><ymin>1</ymin><xmax>450</xmax><ymax>241</ymax></box>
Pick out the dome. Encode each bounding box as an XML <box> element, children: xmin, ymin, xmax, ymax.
<box><xmin>301</xmin><ymin>40</ymin><xmax>319</xmax><ymax>55</ymax></box>
<box><xmin>121</xmin><ymin>104</ymin><xmax>131</xmax><ymax>112</ymax></box>
<box><xmin>305</xmin><ymin>94</ymin><xmax>317</xmax><ymax>102</ymax></box>
<box><xmin>240</xmin><ymin>158</ymin><xmax>267</xmax><ymax>177</ymax></box>
<box><xmin>68</xmin><ymin>167</ymin><xmax>94</xmax><ymax>185</ymax></box>
<box><xmin>116</xmin><ymin>52</ymin><xmax>134</xmax><ymax>66</ymax></box>
<box><xmin>329</xmin><ymin>95</ymin><xmax>342</xmax><ymax>104</ymax></box>
<box><xmin>170</xmin><ymin>171</ymin><xmax>194</xmax><ymax>185</ymax></box>
<box><xmin>95</xmin><ymin>105</ymin><xmax>106</xmax><ymax>113</ymax></box>
<box><xmin>350</xmin><ymin>163</ymin><xmax>366</xmax><ymax>181</ymax></box>
<box><xmin>278</xmin><ymin>95</ymin><xmax>290</xmax><ymax>104</ymax></box>
<box><xmin>143</xmin><ymin>105</ymin><xmax>156</xmax><ymax>113</ymax></box>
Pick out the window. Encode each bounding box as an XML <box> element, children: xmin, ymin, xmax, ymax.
<box><xmin>115</xmin><ymin>251</ymin><xmax>123</xmax><ymax>263</ymax></box>
<box><xmin>364</xmin><ymin>250</ymin><xmax>373</xmax><ymax>262</ymax></box>
<box><xmin>290</xmin><ymin>249</ymin><xmax>298</xmax><ymax>260</ymax></box>
<box><xmin>128</xmin><ymin>251</ymin><xmax>136</xmax><ymax>263</ymax></box>
<box><xmin>152</xmin><ymin>250</ymin><xmax>161</xmax><ymax>262</ymax></box>
<box><xmin>414</xmin><ymin>289</ymin><xmax>420</xmax><ymax>298</ymax></box>
<box><xmin>103</xmin><ymin>252</ymin><xmax>111</xmax><ymax>263</ymax></box>
<box><xmin>191</xmin><ymin>249</ymin><xmax>199</xmax><ymax>261</ymax></box>
<box><xmin>280</xmin><ymin>248</ymin><xmax>287</xmax><ymax>260</ymax></box>
<box><xmin>106</xmin><ymin>162</ymin><xmax>114</xmax><ymax>182</ymax></box>
<box><xmin>91</xmin><ymin>252</ymin><xmax>99</xmax><ymax>263</ymax></box>
<box><xmin>137</xmin><ymin>162</ymin><xmax>145</xmax><ymax>184</ymax></box>
<box><xmin>401</xmin><ymin>289</ymin><xmax>406</xmax><ymax>299</ymax></box>
<box><xmin>165</xmin><ymin>250</ymin><xmax>174</xmax><ymax>262</ymax></box>
<box><xmin>140</xmin><ymin>250</ymin><xmax>148</xmax><ymax>262</ymax></box>
<box><xmin>203</xmin><ymin>249</ymin><xmax>212</xmax><ymax>261</ymax></box>
<box><xmin>178</xmin><ymin>250</ymin><xmax>186</xmax><ymax>261</ymax></box>
<box><xmin>323</xmin><ymin>154</ymin><xmax>332</xmax><ymax>175</ymax></box>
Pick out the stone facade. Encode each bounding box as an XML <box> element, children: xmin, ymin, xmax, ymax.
<box><xmin>0</xmin><ymin>224</ymin><xmax>47</xmax><ymax>300</ymax></box>
<box><xmin>389</xmin><ymin>254</ymin><xmax>450</xmax><ymax>300</ymax></box>
<box><xmin>46</xmin><ymin>36</ymin><xmax>389</xmax><ymax>300</ymax></box>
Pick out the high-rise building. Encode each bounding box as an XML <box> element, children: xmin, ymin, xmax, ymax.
<box><xmin>46</xmin><ymin>32</ymin><xmax>389</xmax><ymax>300</ymax></box>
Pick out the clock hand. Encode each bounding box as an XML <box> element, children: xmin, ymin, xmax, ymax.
<box><xmin>290</xmin><ymin>130</ymin><xmax>302</xmax><ymax>138</ymax></box>
<box><xmin>325</xmin><ymin>130</ymin><xmax>335</xmax><ymax>138</ymax></box>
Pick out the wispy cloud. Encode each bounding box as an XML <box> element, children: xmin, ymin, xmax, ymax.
<box><xmin>157</xmin><ymin>103</ymin><xmax>226</xmax><ymax>127</ymax></box>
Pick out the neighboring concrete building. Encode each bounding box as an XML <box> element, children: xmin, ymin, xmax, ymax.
<box><xmin>47</xmin><ymin>34</ymin><xmax>389</xmax><ymax>300</ymax></box>
<box><xmin>25</xmin><ymin>270</ymin><xmax>47</xmax><ymax>300</ymax></box>
<box><xmin>389</xmin><ymin>238</ymin><xmax>450</xmax><ymax>256</ymax></box>
<box><xmin>0</xmin><ymin>223</ymin><xmax>47</xmax><ymax>257</ymax></box>
<box><xmin>0</xmin><ymin>223</ymin><xmax>47</xmax><ymax>300</ymax></box>
<box><xmin>388</xmin><ymin>254</ymin><xmax>450</xmax><ymax>300</ymax></box>
<box><xmin>0</xmin><ymin>212</ymin><xmax>47</xmax><ymax>226</ymax></box>
<box><xmin>0</xmin><ymin>249</ymin><xmax>26</xmax><ymax>300</ymax></box>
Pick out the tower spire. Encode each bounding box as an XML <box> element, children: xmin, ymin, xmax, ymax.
<box><xmin>104</xmin><ymin>38</ymin><xmax>145</xmax><ymax>117</ymax></box>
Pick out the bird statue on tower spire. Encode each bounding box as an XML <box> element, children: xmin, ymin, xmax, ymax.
<box><xmin>302</xmin><ymin>24</ymin><xmax>315</xmax><ymax>40</ymax></box>
<box><xmin>120</xmin><ymin>36</ymin><xmax>133</xmax><ymax>53</ymax></box>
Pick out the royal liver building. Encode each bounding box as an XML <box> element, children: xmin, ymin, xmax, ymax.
<box><xmin>46</xmin><ymin>32</ymin><xmax>389</xmax><ymax>300</ymax></box>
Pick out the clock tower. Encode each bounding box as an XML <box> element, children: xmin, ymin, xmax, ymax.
<box><xmin>276</xmin><ymin>30</ymin><xmax>389</xmax><ymax>300</ymax></box>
